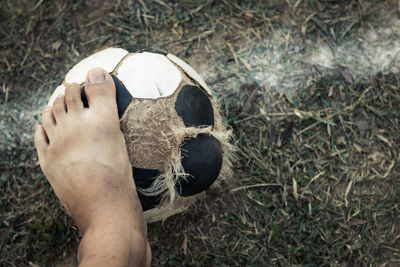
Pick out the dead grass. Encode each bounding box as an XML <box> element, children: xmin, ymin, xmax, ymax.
<box><xmin>0</xmin><ymin>0</ymin><xmax>399</xmax><ymax>266</ymax></box>
<box><xmin>224</xmin><ymin>72</ymin><xmax>400</xmax><ymax>265</ymax></box>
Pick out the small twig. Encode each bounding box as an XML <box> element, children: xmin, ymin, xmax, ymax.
<box><xmin>153</xmin><ymin>0</ymin><xmax>173</xmax><ymax>11</ymax></box>
<box><xmin>231</xmin><ymin>183</ymin><xmax>282</xmax><ymax>192</ymax></box>
<box><xmin>227</xmin><ymin>43</ymin><xmax>239</xmax><ymax>69</ymax></box>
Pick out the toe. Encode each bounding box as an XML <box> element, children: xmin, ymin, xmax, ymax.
<box><xmin>42</xmin><ymin>107</ymin><xmax>56</xmax><ymax>140</ymax></box>
<box><xmin>48</xmin><ymin>84</ymin><xmax>66</xmax><ymax>107</ymax></box>
<box><xmin>84</xmin><ymin>68</ymin><xmax>118</xmax><ymax>115</ymax></box>
<box><xmin>34</xmin><ymin>125</ymin><xmax>49</xmax><ymax>157</ymax></box>
<box><xmin>53</xmin><ymin>94</ymin><xmax>67</xmax><ymax>122</ymax></box>
<box><xmin>65</xmin><ymin>83</ymin><xmax>83</xmax><ymax>113</ymax></box>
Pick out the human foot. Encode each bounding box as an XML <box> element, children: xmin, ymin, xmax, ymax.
<box><xmin>34</xmin><ymin>68</ymin><xmax>150</xmax><ymax>266</ymax></box>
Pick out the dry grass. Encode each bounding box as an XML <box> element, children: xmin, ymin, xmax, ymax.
<box><xmin>1</xmin><ymin>0</ymin><xmax>399</xmax><ymax>266</ymax></box>
<box><xmin>225</xmin><ymin>72</ymin><xmax>400</xmax><ymax>265</ymax></box>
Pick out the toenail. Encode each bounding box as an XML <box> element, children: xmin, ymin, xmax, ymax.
<box><xmin>87</xmin><ymin>68</ymin><xmax>106</xmax><ymax>84</ymax></box>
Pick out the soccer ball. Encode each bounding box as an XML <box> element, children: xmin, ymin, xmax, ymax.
<box><xmin>47</xmin><ymin>47</ymin><xmax>234</xmax><ymax>223</ymax></box>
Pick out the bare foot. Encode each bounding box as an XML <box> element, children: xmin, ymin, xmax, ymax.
<box><xmin>34</xmin><ymin>68</ymin><xmax>150</xmax><ymax>266</ymax></box>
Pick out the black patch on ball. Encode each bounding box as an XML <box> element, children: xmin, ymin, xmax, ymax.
<box><xmin>80</xmin><ymin>86</ymin><xmax>89</xmax><ymax>108</ymax></box>
<box><xmin>80</xmin><ymin>74</ymin><xmax>132</xmax><ymax>118</ymax></box>
<box><xmin>175</xmin><ymin>134</ymin><xmax>222</xmax><ymax>197</ymax></box>
<box><xmin>124</xmin><ymin>46</ymin><xmax>168</xmax><ymax>56</ymax></box>
<box><xmin>112</xmin><ymin>74</ymin><xmax>132</xmax><ymax>118</ymax></box>
<box><xmin>133</xmin><ymin>167</ymin><xmax>163</xmax><ymax>211</ymax></box>
<box><xmin>175</xmin><ymin>85</ymin><xmax>214</xmax><ymax>128</ymax></box>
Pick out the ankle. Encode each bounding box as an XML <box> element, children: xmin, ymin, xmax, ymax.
<box><xmin>78</xmin><ymin>220</ymin><xmax>150</xmax><ymax>267</ymax></box>
<box><xmin>75</xmin><ymin>190</ymin><xmax>143</xmax><ymax>234</ymax></box>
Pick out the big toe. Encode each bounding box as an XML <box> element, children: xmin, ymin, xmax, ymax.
<box><xmin>84</xmin><ymin>68</ymin><xmax>118</xmax><ymax>113</ymax></box>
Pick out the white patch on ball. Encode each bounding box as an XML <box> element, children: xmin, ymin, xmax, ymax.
<box><xmin>166</xmin><ymin>54</ymin><xmax>212</xmax><ymax>95</ymax></box>
<box><xmin>65</xmin><ymin>47</ymin><xmax>128</xmax><ymax>84</ymax></box>
<box><xmin>47</xmin><ymin>84</ymin><xmax>66</xmax><ymax>106</ymax></box>
<box><xmin>116</xmin><ymin>52</ymin><xmax>182</xmax><ymax>99</ymax></box>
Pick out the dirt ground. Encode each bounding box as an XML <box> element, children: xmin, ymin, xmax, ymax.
<box><xmin>1</xmin><ymin>0</ymin><xmax>400</xmax><ymax>266</ymax></box>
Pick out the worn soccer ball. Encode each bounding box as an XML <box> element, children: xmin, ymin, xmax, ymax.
<box><xmin>47</xmin><ymin>47</ymin><xmax>233</xmax><ymax>222</ymax></box>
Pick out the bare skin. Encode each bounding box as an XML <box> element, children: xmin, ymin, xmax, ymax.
<box><xmin>34</xmin><ymin>68</ymin><xmax>151</xmax><ymax>267</ymax></box>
